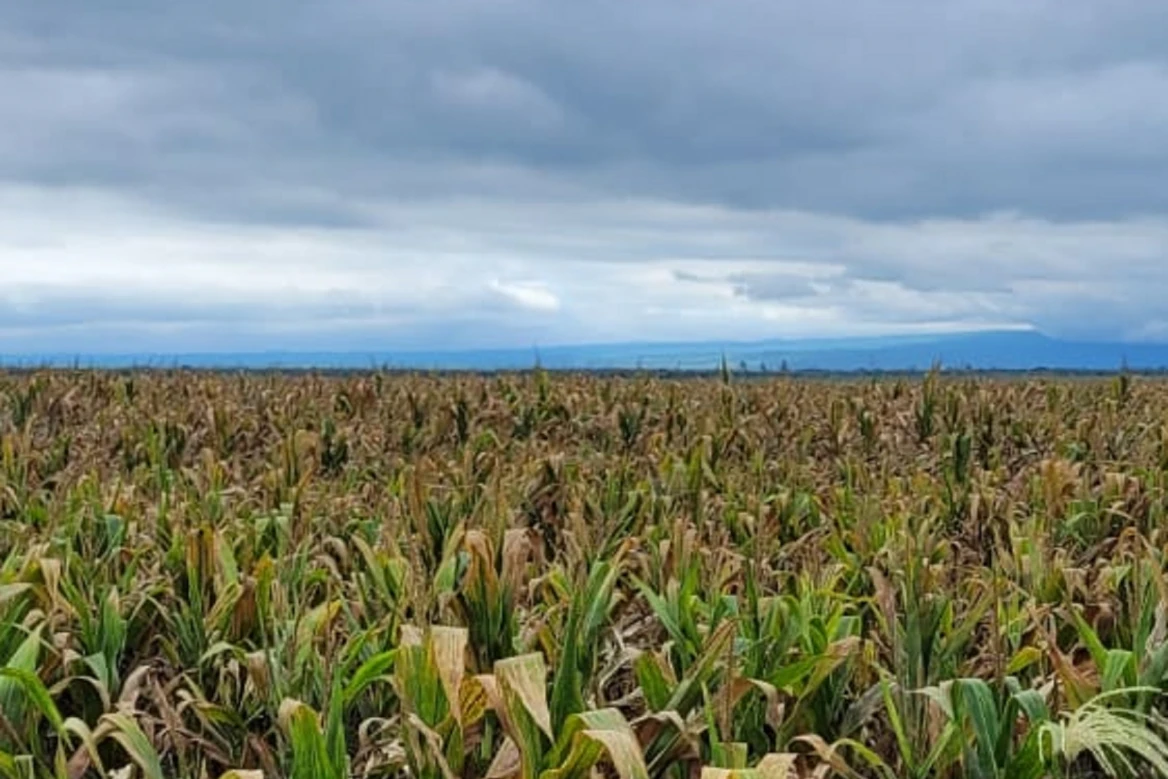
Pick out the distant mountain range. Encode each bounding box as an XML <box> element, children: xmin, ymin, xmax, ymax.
<box><xmin>6</xmin><ymin>330</ymin><xmax>1168</xmax><ymax>372</ymax></box>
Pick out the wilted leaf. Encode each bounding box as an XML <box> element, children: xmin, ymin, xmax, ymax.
<box><xmin>432</xmin><ymin>626</ymin><xmax>468</xmax><ymax>725</ymax></box>
<box><xmin>496</xmin><ymin>654</ymin><xmax>553</xmax><ymax>738</ymax></box>
<box><xmin>99</xmin><ymin>712</ymin><xmax>164</xmax><ymax>779</ymax></box>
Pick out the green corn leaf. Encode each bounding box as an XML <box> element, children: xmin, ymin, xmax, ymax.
<box><xmin>342</xmin><ymin>649</ymin><xmax>396</xmax><ymax>706</ymax></box>
<box><xmin>665</xmin><ymin>620</ymin><xmax>736</xmax><ymax>716</ymax></box>
<box><xmin>551</xmin><ymin>560</ymin><xmax>621</xmax><ymax>733</ymax></box>
<box><xmin>0</xmin><ymin>751</ymin><xmax>20</xmax><ymax>779</ymax></box>
<box><xmin>1101</xmin><ymin>649</ymin><xmax>1136</xmax><ymax>693</ymax></box>
<box><xmin>1070</xmin><ymin>609</ymin><xmax>1110</xmax><ymax>674</ymax></box>
<box><xmin>280</xmin><ymin>699</ymin><xmax>345</xmax><ymax>779</ymax></box>
<box><xmin>396</xmin><ymin>628</ymin><xmax>448</xmax><ymax>728</ymax></box>
<box><xmin>879</xmin><ymin>678</ymin><xmax>913</xmax><ymax>770</ymax></box>
<box><xmin>99</xmin><ymin>712</ymin><xmax>164</xmax><ymax>779</ymax></box>
<box><xmin>952</xmin><ymin>679</ymin><xmax>1001</xmax><ymax>778</ymax></box>
<box><xmin>633</xmin><ymin>652</ymin><xmax>673</xmax><ymax>712</ymax></box>
<box><xmin>0</xmin><ymin>627</ymin><xmax>42</xmax><ymax>728</ymax></box>
<box><xmin>1010</xmin><ymin>689</ymin><xmax>1050</xmax><ymax>727</ymax></box>
<box><xmin>0</xmin><ymin>667</ymin><xmax>63</xmax><ymax>734</ymax></box>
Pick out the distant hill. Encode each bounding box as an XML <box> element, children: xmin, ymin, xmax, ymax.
<box><xmin>6</xmin><ymin>330</ymin><xmax>1168</xmax><ymax>372</ymax></box>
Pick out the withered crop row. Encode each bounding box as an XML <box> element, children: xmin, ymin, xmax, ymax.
<box><xmin>0</xmin><ymin>369</ymin><xmax>1165</xmax><ymax>778</ymax></box>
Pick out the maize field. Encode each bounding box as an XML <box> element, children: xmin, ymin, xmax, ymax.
<box><xmin>2</xmin><ymin>369</ymin><xmax>1168</xmax><ymax>778</ymax></box>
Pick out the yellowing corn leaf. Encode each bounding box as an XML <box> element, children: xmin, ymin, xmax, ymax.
<box><xmin>117</xmin><ymin>665</ymin><xmax>152</xmax><ymax>712</ymax></box>
<box><xmin>465</xmin><ymin>531</ymin><xmax>501</xmax><ymax>602</ymax></box>
<box><xmin>543</xmin><ymin>727</ymin><xmax>649</xmax><ymax>779</ymax></box>
<box><xmin>1049</xmin><ymin>644</ymin><xmax>1098</xmax><ymax>709</ymax></box>
<box><xmin>461</xmin><ymin>675</ymin><xmax>490</xmax><ymax>726</ymax></box>
<box><xmin>471</xmin><ymin>673</ymin><xmax>504</xmax><ymax>723</ymax></box>
<box><xmin>729</xmin><ymin>678</ymin><xmax>784</xmax><ymax>732</ymax></box>
<box><xmin>703</xmin><ymin>769</ymin><xmax>746</xmax><ymax>779</ymax></box>
<box><xmin>756</xmin><ymin>754</ymin><xmax>800</xmax><ymax>779</ymax></box>
<box><xmin>805</xmin><ymin>637</ymin><xmax>861</xmax><ymax>693</ymax></box>
<box><xmin>99</xmin><ymin>712</ymin><xmax>165</xmax><ymax>779</ymax></box>
<box><xmin>867</xmin><ymin>568</ymin><xmax>897</xmax><ymax>633</ymax></box>
<box><xmin>64</xmin><ymin>716</ymin><xmax>105</xmax><ymax>779</ymax></box>
<box><xmin>400</xmin><ymin>624</ymin><xmax>425</xmax><ymax>648</ymax></box>
<box><xmin>487</xmin><ymin>737</ymin><xmax>522</xmax><ymax>779</ymax></box>
<box><xmin>0</xmin><ymin>583</ymin><xmax>31</xmax><ymax>606</ymax></box>
<box><xmin>496</xmin><ymin>654</ymin><xmax>553</xmax><ymax>738</ymax></box>
<box><xmin>703</xmin><ymin>770</ymin><xmax>760</xmax><ymax>779</ymax></box>
<box><xmin>699</xmin><ymin>754</ymin><xmax>798</xmax><ymax>779</ymax></box>
<box><xmin>245</xmin><ymin>651</ymin><xmax>271</xmax><ymax>699</ymax></box>
<box><xmin>432</xmin><ymin>626</ymin><xmax>468</xmax><ymax>725</ymax></box>
<box><xmin>539</xmin><ymin>709</ymin><xmax>647</xmax><ymax>779</ymax></box>
<box><xmin>404</xmin><ymin>712</ymin><xmax>459</xmax><ymax>779</ymax></box>
<box><xmin>278</xmin><ymin>698</ymin><xmax>316</xmax><ymax>735</ymax></box>
<box><xmin>494</xmin><ymin>654</ymin><xmax>554</xmax><ymax>779</ymax></box>
<box><xmin>1006</xmin><ymin>646</ymin><xmax>1043</xmax><ymax>675</ymax></box>
<box><xmin>294</xmin><ymin>600</ymin><xmax>341</xmax><ymax>650</ymax></box>
<box><xmin>501</xmin><ymin>528</ymin><xmax>534</xmax><ymax>596</ymax></box>
<box><xmin>632</xmin><ymin>709</ymin><xmax>694</xmax><ymax>750</ymax></box>
<box><xmin>795</xmin><ymin>734</ymin><xmax>894</xmax><ymax>779</ymax></box>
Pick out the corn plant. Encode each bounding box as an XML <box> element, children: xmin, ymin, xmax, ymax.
<box><xmin>0</xmin><ymin>370</ymin><xmax>1165</xmax><ymax>777</ymax></box>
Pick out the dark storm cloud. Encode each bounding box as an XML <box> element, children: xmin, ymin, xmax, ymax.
<box><xmin>5</xmin><ymin>0</ymin><xmax>1168</xmax><ymax>223</ymax></box>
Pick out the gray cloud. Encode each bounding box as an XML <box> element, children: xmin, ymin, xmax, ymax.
<box><xmin>6</xmin><ymin>0</ymin><xmax>1168</xmax><ymax>221</ymax></box>
<box><xmin>2</xmin><ymin>1</ymin><xmax>1167</xmax><ymax>350</ymax></box>
<box><xmin>0</xmin><ymin>188</ymin><xmax>1165</xmax><ymax>347</ymax></box>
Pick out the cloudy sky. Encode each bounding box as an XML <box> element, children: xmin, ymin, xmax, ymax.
<box><xmin>3</xmin><ymin>0</ymin><xmax>1167</xmax><ymax>353</ymax></box>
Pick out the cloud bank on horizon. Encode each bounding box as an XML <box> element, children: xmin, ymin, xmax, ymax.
<box><xmin>2</xmin><ymin>0</ymin><xmax>1167</xmax><ymax>353</ymax></box>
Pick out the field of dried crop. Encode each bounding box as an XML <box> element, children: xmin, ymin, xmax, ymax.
<box><xmin>1</xmin><ymin>370</ymin><xmax>1168</xmax><ymax>778</ymax></box>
